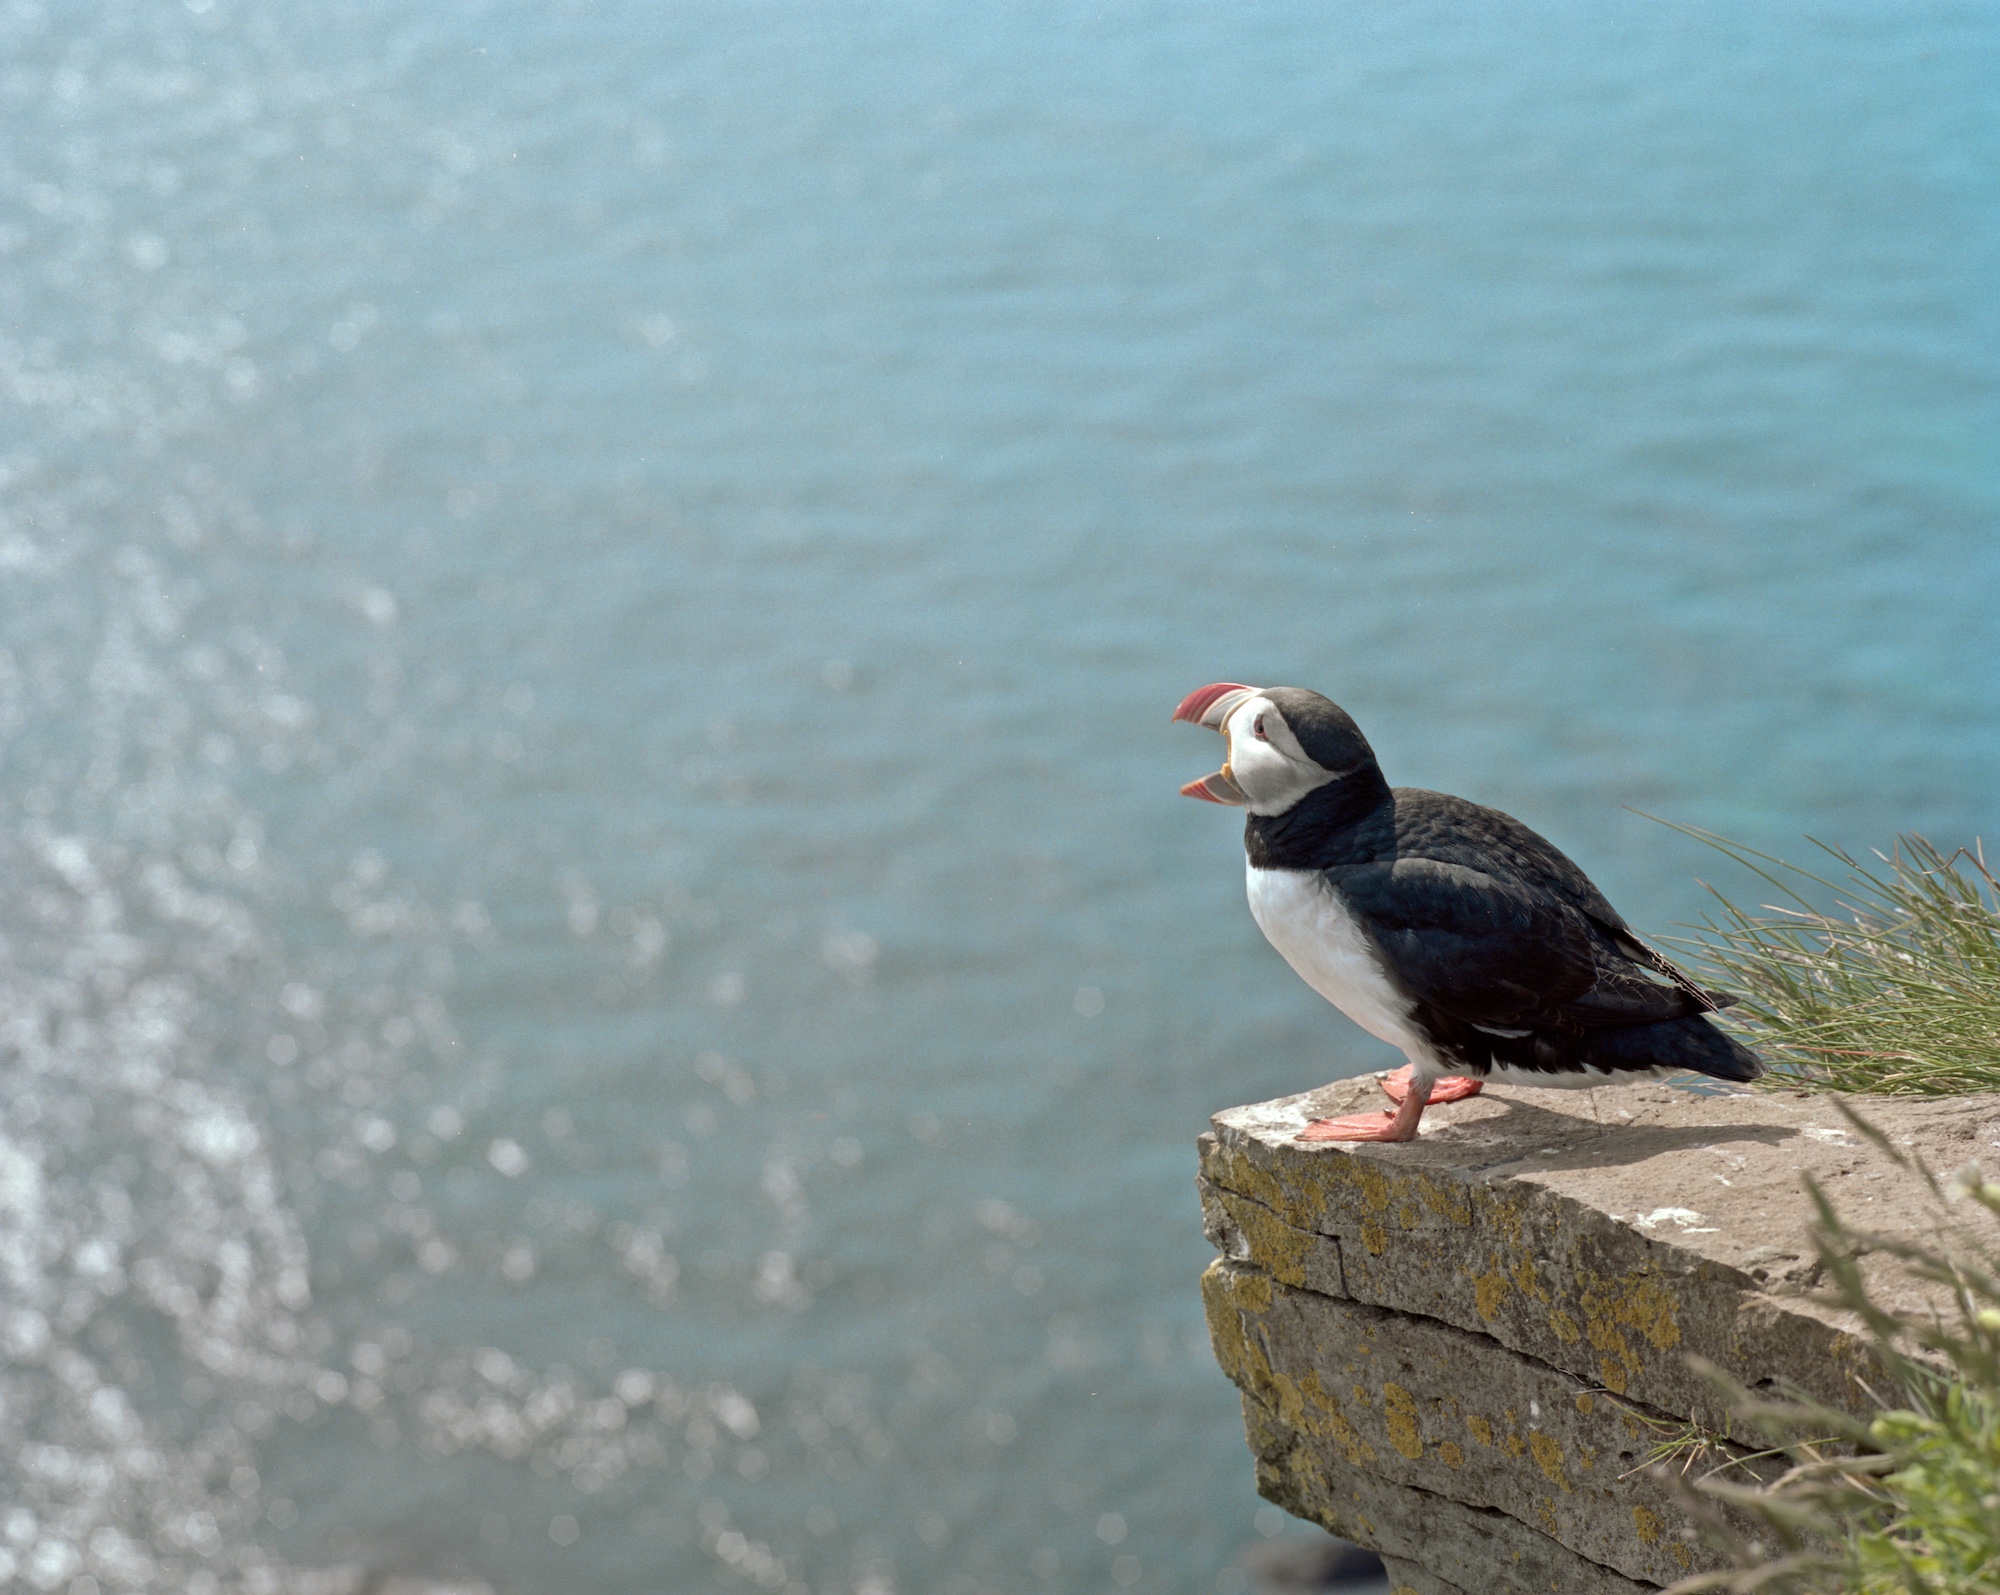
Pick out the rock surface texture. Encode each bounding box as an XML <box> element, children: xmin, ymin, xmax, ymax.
<box><xmin>1200</xmin><ymin>1076</ymin><xmax>2000</xmax><ymax>1593</ymax></box>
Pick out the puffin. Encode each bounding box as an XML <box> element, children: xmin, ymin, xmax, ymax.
<box><xmin>1174</xmin><ymin>683</ymin><xmax>1761</xmax><ymax>1143</ymax></box>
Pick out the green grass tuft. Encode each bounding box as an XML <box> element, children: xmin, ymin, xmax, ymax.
<box><xmin>1659</xmin><ymin>825</ymin><xmax>2000</xmax><ymax>1096</ymax></box>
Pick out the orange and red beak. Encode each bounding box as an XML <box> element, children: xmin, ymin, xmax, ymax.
<box><xmin>1172</xmin><ymin>682</ymin><xmax>1257</xmax><ymax>804</ymax></box>
<box><xmin>1179</xmin><ymin>768</ymin><xmax>1248</xmax><ymax>804</ymax></box>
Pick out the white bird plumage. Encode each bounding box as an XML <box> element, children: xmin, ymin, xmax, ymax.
<box><xmin>1244</xmin><ymin>864</ymin><xmax>1433</xmax><ymax>1069</ymax></box>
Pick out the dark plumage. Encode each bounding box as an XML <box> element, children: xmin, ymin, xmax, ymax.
<box><xmin>1256</xmin><ymin>784</ymin><xmax>1758</xmax><ymax>1085</ymax></box>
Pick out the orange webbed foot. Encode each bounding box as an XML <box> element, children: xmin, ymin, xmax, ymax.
<box><xmin>1377</xmin><ymin>1065</ymin><xmax>1483</xmax><ymax>1105</ymax></box>
<box><xmin>1297</xmin><ymin>1111</ymin><xmax>1422</xmax><ymax>1144</ymax></box>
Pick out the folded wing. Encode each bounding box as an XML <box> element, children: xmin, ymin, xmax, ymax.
<box><xmin>1328</xmin><ymin>858</ymin><xmax>1712</xmax><ymax>1032</ymax></box>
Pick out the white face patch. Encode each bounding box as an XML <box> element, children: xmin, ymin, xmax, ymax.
<box><xmin>1223</xmin><ymin>698</ymin><xmax>1334</xmax><ymax>816</ymax></box>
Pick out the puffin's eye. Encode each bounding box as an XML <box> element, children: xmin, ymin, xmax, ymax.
<box><xmin>1253</xmin><ymin>716</ymin><xmax>1268</xmax><ymax>741</ymax></box>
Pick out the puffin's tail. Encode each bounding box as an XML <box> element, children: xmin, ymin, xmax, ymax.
<box><xmin>1588</xmin><ymin>1013</ymin><xmax>1763</xmax><ymax>1084</ymax></box>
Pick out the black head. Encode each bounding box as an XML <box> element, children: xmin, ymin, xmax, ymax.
<box><xmin>1259</xmin><ymin>688</ymin><xmax>1379</xmax><ymax>780</ymax></box>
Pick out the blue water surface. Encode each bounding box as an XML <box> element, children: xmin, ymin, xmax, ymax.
<box><xmin>0</xmin><ymin>2</ymin><xmax>1995</xmax><ymax>1592</ymax></box>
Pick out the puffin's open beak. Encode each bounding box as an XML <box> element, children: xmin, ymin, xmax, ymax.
<box><xmin>1173</xmin><ymin>682</ymin><xmax>1257</xmax><ymax>805</ymax></box>
<box><xmin>1180</xmin><ymin>768</ymin><xmax>1247</xmax><ymax>804</ymax></box>
<box><xmin>1172</xmin><ymin>682</ymin><xmax>1256</xmax><ymax>730</ymax></box>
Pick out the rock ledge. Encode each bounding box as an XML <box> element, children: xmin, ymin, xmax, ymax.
<box><xmin>1199</xmin><ymin>1076</ymin><xmax>2000</xmax><ymax>1593</ymax></box>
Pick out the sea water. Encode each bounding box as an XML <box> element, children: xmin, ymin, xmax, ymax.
<box><xmin>1</xmin><ymin>1</ymin><xmax>1995</xmax><ymax>1591</ymax></box>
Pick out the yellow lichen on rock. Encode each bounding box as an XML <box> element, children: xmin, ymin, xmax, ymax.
<box><xmin>1217</xmin><ymin>1192</ymin><xmax>1314</xmax><ymax>1291</ymax></box>
<box><xmin>1346</xmin><ymin>1157</ymin><xmax>1396</xmax><ymax>1217</ymax></box>
<box><xmin>1478</xmin><ymin>1185</ymin><xmax>1529</xmax><ymax>1247</ymax></box>
<box><xmin>1202</xmin><ymin>1273</ymin><xmax>1392</xmax><ymax>1473</ymax></box>
<box><xmin>1298</xmin><ymin>1369</ymin><xmax>1379</xmax><ymax>1468</ymax></box>
<box><xmin>1527</xmin><ymin>1432</ymin><xmax>1570</xmax><ymax>1492</ymax></box>
<box><xmin>1205</xmin><ymin>1257</ymin><xmax>1272</xmax><ymax>1316</ymax></box>
<box><xmin>1382</xmin><ymin>1382</ymin><xmax>1424</xmax><ymax>1460</ymax></box>
<box><xmin>1207</xmin><ymin>1143</ymin><xmax>1307</xmax><ymax>1231</ymax></box>
<box><xmin>1622</xmin><ymin>1277</ymin><xmax>1682</xmax><ymax>1352</ymax></box>
<box><xmin>1415</xmin><ymin>1171</ymin><xmax>1474</xmax><ymax>1228</ymax></box>
<box><xmin>1575</xmin><ymin>1267</ymin><xmax>1683</xmax><ymax>1394</ymax></box>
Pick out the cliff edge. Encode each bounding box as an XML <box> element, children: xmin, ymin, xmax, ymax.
<box><xmin>1198</xmin><ymin>1075</ymin><xmax>2000</xmax><ymax>1594</ymax></box>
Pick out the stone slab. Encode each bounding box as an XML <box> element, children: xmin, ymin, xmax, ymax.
<box><xmin>1202</xmin><ymin>1179</ymin><xmax>1348</xmax><ymax>1296</ymax></box>
<box><xmin>1200</xmin><ymin>1078</ymin><xmax>2000</xmax><ymax>1439</ymax></box>
<box><xmin>1204</xmin><ymin>1259</ymin><xmax>1768</xmax><ymax>1586</ymax></box>
<box><xmin>1241</xmin><ymin>1385</ymin><xmax>1656</xmax><ymax>1595</ymax></box>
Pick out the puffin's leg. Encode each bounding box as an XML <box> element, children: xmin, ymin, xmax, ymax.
<box><xmin>1298</xmin><ymin>1077</ymin><xmax>1431</xmax><ymax>1144</ymax></box>
<box><xmin>1378</xmin><ymin>1064</ymin><xmax>1482</xmax><ymax>1106</ymax></box>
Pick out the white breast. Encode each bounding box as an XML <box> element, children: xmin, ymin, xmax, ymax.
<box><xmin>1246</xmin><ymin>864</ymin><xmax>1433</xmax><ymax>1065</ymax></box>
